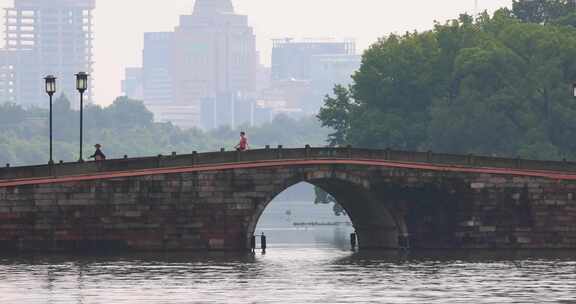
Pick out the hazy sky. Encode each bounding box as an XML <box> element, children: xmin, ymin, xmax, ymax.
<box><xmin>0</xmin><ymin>0</ymin><xmax>512</xmax><ymax>105</ymax></box>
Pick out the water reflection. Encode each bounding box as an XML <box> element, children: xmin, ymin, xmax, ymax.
<box><xmin>1</xmin><ymin>249</ymin><xmax>575</xmax><ymax>304</ymax></box>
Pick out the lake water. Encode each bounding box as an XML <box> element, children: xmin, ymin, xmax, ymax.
<box><xmin>1</xmin><ymin>199</ymin><xmax>575</xmax><ymax>303</ymax></box>
<box><xmin>1</xmin><ymin>245</ymin><xmax>576</xmax><ymax>303</ymax></box>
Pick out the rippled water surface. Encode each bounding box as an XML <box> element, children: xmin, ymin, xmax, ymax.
<box><xmin>1</xmin><ymin>246</ymin><xmax>576</xmax><ymax>304</ymax></box>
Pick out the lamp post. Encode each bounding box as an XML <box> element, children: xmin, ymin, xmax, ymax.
<box><xmin>44</xmin><ymin>75</ymin><xmax>56</xmax><ymax>165</ymax></box>
<box><xmin>76</xmin><ymin>72</ymin><xmax>88</xmax><ymax>162</ymax></box>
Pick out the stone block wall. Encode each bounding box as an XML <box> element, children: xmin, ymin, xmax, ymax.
<box><xmin>0</xmin><ymin>162</ymin><xmax>575</xmax><ymax>252</ymax></box>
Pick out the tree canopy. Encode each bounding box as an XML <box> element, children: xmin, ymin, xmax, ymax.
<box><xmin>0</xmin><ymin>97</ymin><xmax>330</xmax><ymax>166</ymax></box>
<box><xmin>319</xmin><ymin>7</ymin><xmax>576</xmax><ymax>160</ymax></box>
<box><xmin>512</xmin><ymin>0</ymin><xmax>576</xmax><ymax>24</ymax></box>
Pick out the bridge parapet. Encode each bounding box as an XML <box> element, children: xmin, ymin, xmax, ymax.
<box><xmin>1</xmin><ymin>147</ymin><xmax>576</xmax><ymax>181</ymax></box>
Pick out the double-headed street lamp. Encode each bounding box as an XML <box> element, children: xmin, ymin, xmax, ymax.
<box><xmin>44</xmin><ymin>75</ymin><xmax>56</xmax><ymax>165</ymax></box>
<box><xmin>76</xmin><ymin>72</ymin><xmax>89</xmax><ymax>162</ymax></box>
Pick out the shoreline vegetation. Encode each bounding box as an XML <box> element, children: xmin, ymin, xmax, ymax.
<box><xmin>318</xmin><ymin>1</ymin><xmax>576</xmax><ymax>161</ymax></box>
<box><xmin>0</xmin><ymin>96</ymin><xmax>330</xmax><ymax>166</ymax></box>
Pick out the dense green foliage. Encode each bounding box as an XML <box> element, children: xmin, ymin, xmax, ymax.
<box><xmin>317</xmin><ymin>85</ymin><xmax>354</xmax><ymax>147</ymax></box>
<box><xmin>319</xmin><ymin>4</ymin><xmax>576</xmax><ymax>160</ymax></box>
<box><xmin>0</xmin><ymin>96</ymin><xmax>330</xmax><ymax>166</ymax></box>
<box><xmin>512</xmin><ymin>0</ymin><xmax>576</xmax><ymax>24</ymax></box>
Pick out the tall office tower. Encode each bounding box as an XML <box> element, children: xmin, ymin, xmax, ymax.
<box><xmin>172</xmin><ymin>0</ymin><xmax>257</xmax><ymax>128</ymax></box>
<box><xmin>0</xmin><ymin>0</ymin><xmax>95</xmax><ymax>106</ymax></box>
<box><xmin>140</xmin><ymin>32</ymin><xmax>180</xmax><ymax>124</ymax></box>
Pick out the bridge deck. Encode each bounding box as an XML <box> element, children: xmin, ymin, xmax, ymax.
<box><xmin>1</xmin><ymin>157</ymin><xmax>576</xmax><ymax>188</ymax></box>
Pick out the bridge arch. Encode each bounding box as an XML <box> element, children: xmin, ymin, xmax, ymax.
<box><xmin>246</xmin><ymin>169</ymin><xmax>408</xmax><ymax>249</ymax></box>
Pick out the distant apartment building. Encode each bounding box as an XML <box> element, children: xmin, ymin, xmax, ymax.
<box><xmin>309</xmin><ymin>54</ymin><xmax>361</xmax><ymax>112</ymax></box>
<box><xmin>121</xmin><ymin>67</ymin><xmax>143</xmax><ymax>100</ymax></box>
<box><xmin>0</xmin><ymin>0</ymin><xmax>95</xmax><ymax>107</ymax></box>
<box><xmin>267</xmin><ymin>38</ymin><xmax>360</xmax><ymax>114</ymax></box>
<box><xmin>259</xmin><ymin>79</ymin><xmax>311</xmax><ymax>110</ymax></box>
<box><xmin>271</xmin><ymin>39</ymin><xmax>355</xmax><ymax>81</ymax></box>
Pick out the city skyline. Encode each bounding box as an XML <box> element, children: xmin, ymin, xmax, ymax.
<box><xmin>0</xmin><ymin>0</ymin><xmax>512</xmax><ymax>105</ymax></box>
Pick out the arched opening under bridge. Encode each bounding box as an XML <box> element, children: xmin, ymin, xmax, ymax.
<box><xmin>253</xmin><ymin>182</ymin><xmax>353</xmax><ymax>249</ymax></box>
<box><xmin>249</xmin><ymin>175</ymin><xmax>408</xmax><ymax>250</ymax></box>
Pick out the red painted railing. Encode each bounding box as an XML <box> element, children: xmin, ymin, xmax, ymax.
<box><xmin>1</xmin><ymin>154</ymin><xmax>576</xmax><ymax>188</ymax></box>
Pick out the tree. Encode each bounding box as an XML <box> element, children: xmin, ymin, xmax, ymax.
<box><xmin>106</xmin><ymin>97</ymin><xmax>154</xmax><ymax>128</ymax></box>
<box><xmin>551</xmin><ymin>12</ymin><xmax>576</xmax><ymax>27</ymax></box>
<box><xmin>0</xmin><ymin>103</ymin><xmax>26</xmax><ymax>126</ymax></box>
<box><xmin>347</xmin><ymin>28</ymin><xmax>446</xmax><ymax>150</ymax></box>
<box><xmin>317</xmin><ymin>8</ymin><xmax>576</xmax><ymax>161</ymax></box>
<box><xmin>512</xmin><ymin>0</ymin><xmax>576</xmax><ymax>24</ymax></box>
<box><xmin>314</xmin><ymin>187</ymin><xmax>346</xmax><ymax>217</ymax></box>
<box><xmin>52</xmin><ymin>94</ymin><xmax>78</xmax><ymax>141</ymax></box>
<box><xmin>0</xmin><ymin>98</ymin><xmax>332</xmax><ymax>166</ymax></box>
<box><xmin>317</xmin><ymin>85</ymin><xmax>355</xmax><ymax>147</ymax></box>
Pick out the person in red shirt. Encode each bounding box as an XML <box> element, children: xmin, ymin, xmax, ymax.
<box><xmin>235</xmin><ymin>132</ymin><xmax>249</xmax><ymax>151</ymax></box>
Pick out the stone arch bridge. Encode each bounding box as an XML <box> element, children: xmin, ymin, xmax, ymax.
<box><xmin>1</xmin><ymin>147</ymin><xmax>576</xmax><ymax>252</ymax></box>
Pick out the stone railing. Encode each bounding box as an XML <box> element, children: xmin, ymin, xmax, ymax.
<box><xmin>1</xmin><ymin>146</ymin><xmax>576</xmax><ymax>181</ymax></box>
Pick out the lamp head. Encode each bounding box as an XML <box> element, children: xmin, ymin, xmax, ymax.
<box><xmin>44</xmin><ymin>75</ymin><xmax>56</xmax><ymax>96</ymax></box>
<box><xmin>76</xmin><ymin>72</ymin><xmax>89</xmax><ymax>93</ymax></box>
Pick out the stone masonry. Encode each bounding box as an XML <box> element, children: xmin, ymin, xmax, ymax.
<box><xmin>0</xmin><ymin>148</ymin><xmax>576</xmax><ymax>252</ymax></box>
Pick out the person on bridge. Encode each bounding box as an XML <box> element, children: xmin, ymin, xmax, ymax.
<box><xmin>90</xmin><ymin>144</ymin><xmax>106</xmax><ymax>161</ymax></box>
<box><xmin>235</xmin><ymin>132</ymin><xmax>249</xmax><ymax>151</ymax></box>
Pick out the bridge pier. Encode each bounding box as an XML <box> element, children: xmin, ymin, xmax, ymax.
<box><xmin>356</xmin><ymin>224</ymin><xmax>402</xmax><ymax>249</ymax></box>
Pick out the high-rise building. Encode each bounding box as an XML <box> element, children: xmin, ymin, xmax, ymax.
<box><xmin>271</xmin><ymin>39</ymin><xmax>355</xmax><ymax>82</ymax></box>
<box><xmin>121</xmin><ymin>67</ymin><xmax>143</xmax><ymax>100</ymax></box>
<box><xmin>0</xmin><ymin>0</ymin><xmax>95</xmax><ymax>106</ymax></box>
<box><xmin>143</xmin><ymin>32</ymin><xmax>174</xmax><ymax>107</ymax></box>
<box><xmin>267</xmin><ymin>38</ymin><xmax>359</xmax><ymax>114</ymax></box>
<box><xmin>309</xmin><ymin>54</ymin><xmax>361</xmax><ymax>112</ymax></box>
<box><xmin>0</xmin><ymin>49</ymin><xmax>20</xmax><ymax>103</ymax></box>
<box><xmin>126</xmin><ymin>0</ymin><xmax>257</xmax><ymax>129</ymax></box>
<box><xmin>172</xmin><ymin>0</ymin><xmax>257</xmax><ymax>128</ymax></box>
<box><xmin>139</xmin><ymin>32</ymin><xmax>183</xmax><ymax>126</ymax></box>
